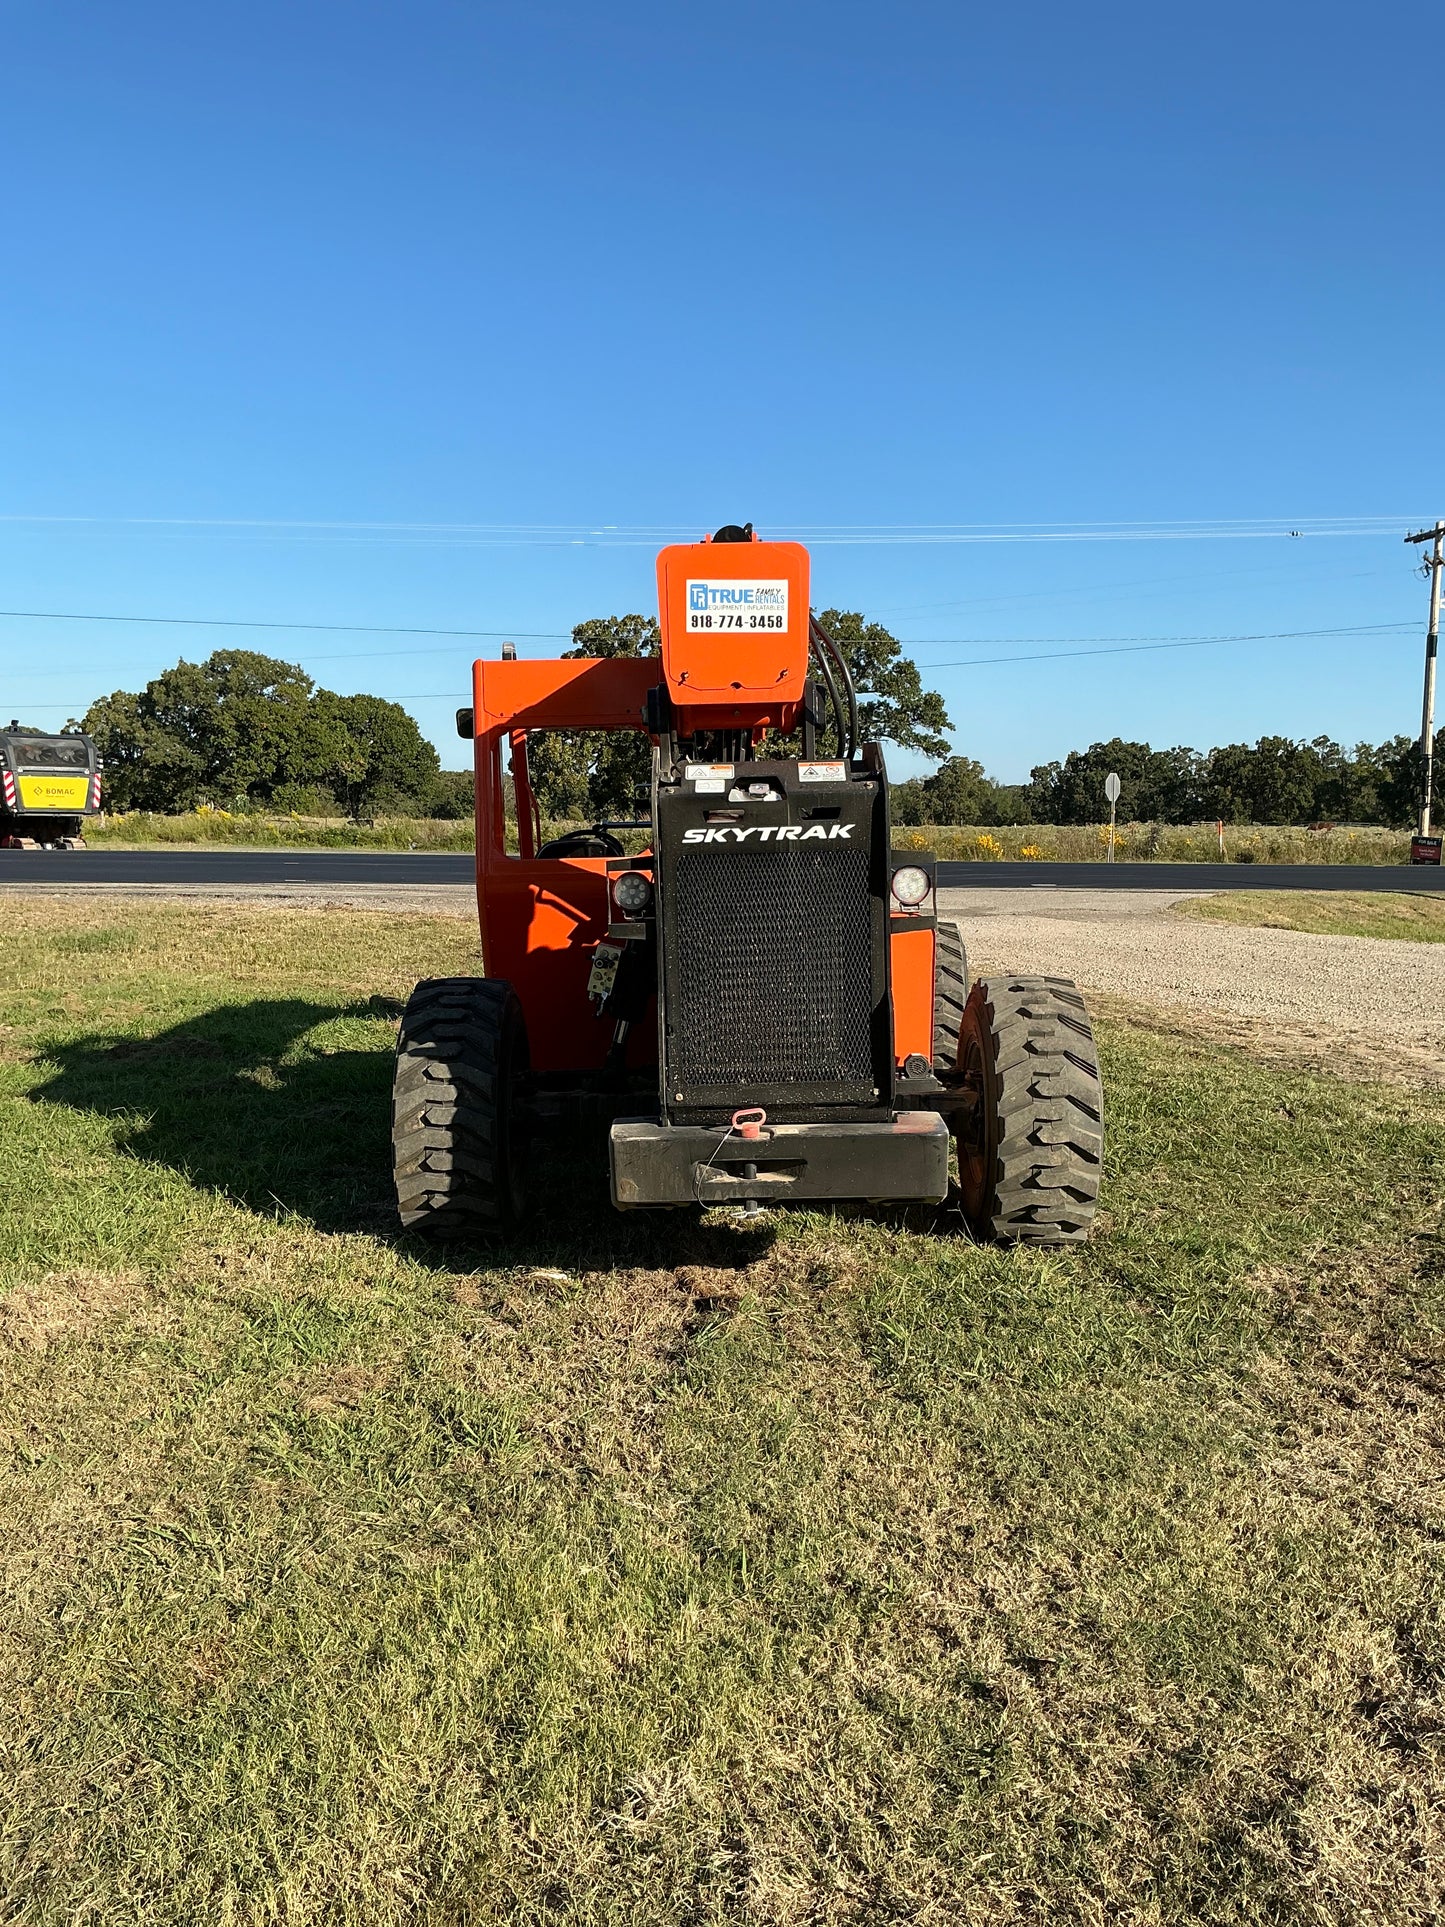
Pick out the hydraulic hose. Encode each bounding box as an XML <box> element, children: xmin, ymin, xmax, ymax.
<box><xmin>808</xmin><ymin>634</ymin><xmax>848</xmax><ymax>758</ymax></box>
<box><xmin>809</xmin><ymin>616</ymin><xmax>859</xmax><ymax>762</ymax></box>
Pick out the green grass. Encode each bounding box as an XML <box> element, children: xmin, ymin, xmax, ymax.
<box><xmin>87</xmin><ymin>812</ymin><xmax>1415</xmax><ymax>865</ymax></box>
<box><xmin>88</xmin><ymin>810</ymin><xmax>477</xmax><ymax>850</ymax></box>
<box><xmin>1178</xmin><ymin>888</ymin><xmax>1445</xmax><ymax>941</ymax></box>
<box><xmin>892</xmin><ymin>822</ymin><xmax>1412</xmax><ymax>864</ymax></box>
<box><xmin>2</xmin><ymin>899</ymin><xmax>1444</xmax><ymax>1923</ymax></box>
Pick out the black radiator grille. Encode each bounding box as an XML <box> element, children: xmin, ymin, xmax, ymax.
<box><xmin>669</xmin><ymin>844</ymin><xmax>874</xmax><ymax>1095</ymax></box>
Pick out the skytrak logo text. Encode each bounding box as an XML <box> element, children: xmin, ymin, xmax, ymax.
<box><xmin>681</xmin><ymin>823</ymin><xmax>853</xmax><ymax>843</ymax></box>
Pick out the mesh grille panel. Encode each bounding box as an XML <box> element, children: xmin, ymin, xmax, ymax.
<box><xmin>670</xmin><ymin>845</ymin><xmax>874</xmax><ymax>1094</ymax></box>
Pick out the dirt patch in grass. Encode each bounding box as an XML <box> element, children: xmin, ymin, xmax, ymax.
<box><xmin>291</xmin><ymin>1361</ymin><xmax>396</xmax><ymax>1414</ymax></box>
<box><xmin>1090</xmin><ymin>989</ymin><xmax>1445</xmax><ymax>1089</ymax></box>
<box><xmin>0</xmin><ymin>1268</ymin><xmax>144</xmax><ymax>1353</ymax></box>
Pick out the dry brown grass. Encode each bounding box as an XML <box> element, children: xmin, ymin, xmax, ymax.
<box><xmin>1088</xmin><ymin>989</ymin><xmax>1445</xmax><ymax>1089</ymax></box>
<box><xmin>0</xmin><ymin>1268</ymin><xmax>144</xmax><ymax>1353</ymax></box>
<box><xmin>0</xmin><ymin>900</ymin><xmax>1443</xmax><ymax>1922</ymax></box>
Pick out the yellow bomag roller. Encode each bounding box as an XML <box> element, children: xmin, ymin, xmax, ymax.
<box><xmin>0</xmin><ymin>723</ymin><xmax>102</xmax><ymax>849</ymax></box>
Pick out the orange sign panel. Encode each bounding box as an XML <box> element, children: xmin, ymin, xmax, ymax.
<box><xmin>655</xmin><ymin>537</ymin><xmax>809</xmax><ymax>718</ymax></box>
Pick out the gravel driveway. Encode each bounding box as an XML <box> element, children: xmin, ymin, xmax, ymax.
<box><xmin>940</xmin><ymin>887</ymin><xmax>1445</xmax><ymax>1085</ymax></box>
<box><xmin>6</xmin><ymin>877</ymin><xmax>1441</xmax><ymax>1085</ymax></box>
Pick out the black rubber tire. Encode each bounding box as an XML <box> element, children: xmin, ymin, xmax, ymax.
<box><xmin>392</xmin><ymin>977</ymin><xmax>529</xmax><ymax>1235</ymax></box>
<box><xmin>952</xmin><ymin>975</ymin><xmax>1103</xmax><ymax>1244</ymax></box>
<box><xmin>931</xmin><ymin>919</ymin><xmax>971</xmax><ymax>1073</ymax></box>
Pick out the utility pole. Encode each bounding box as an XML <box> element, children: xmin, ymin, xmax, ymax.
<box><xmin>1404</xmin><ymin>521</ymin><xmax>1442</xmax><ymax>842</ymax></box>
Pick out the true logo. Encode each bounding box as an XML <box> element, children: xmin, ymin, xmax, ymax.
<box><xmin>684</xmin><ymin>580</ymin><xmax>788</xmax><ymax>616</ymax></box>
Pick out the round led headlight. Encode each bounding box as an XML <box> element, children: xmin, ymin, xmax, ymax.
<box><xmin>890</xmin><ymin>864</ymin><xmax>931</xmax><ymax>908</ymax></box>
<box><xmin>612</xmin><ymin>869</ymin><xmax>654</xmax><ymax>917</ymax></box>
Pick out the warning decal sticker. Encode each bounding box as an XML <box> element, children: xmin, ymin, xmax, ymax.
<box><xmin>685</xmin><ymin>579</ymin><xmax>789</xmax><ymax>633</ymax></box>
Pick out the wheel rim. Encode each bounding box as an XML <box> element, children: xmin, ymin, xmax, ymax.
<box><xmin>954</xmin><ymin>1030</ymin><xmax>993</xmax><ymax>1222</ymax></box>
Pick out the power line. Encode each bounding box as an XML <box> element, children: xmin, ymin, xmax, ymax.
<box><xmin>0</xmin><ymin>512</ymin><xmax>1429</xmax><ymax>547</ymax></box>
<box><xmin>915</xmin><ymin>620</ymin><xmax>1415</xmax><ymax>665</ymax></box>
<box><xmin>9</xmin><ymin>620</ymin><xmax>1420</xmax><ymax>711</ymax></box>
<box><xmin>920</xmin><ymin>626</ymin><xmax>1414</xmax><ymax>673</ymax></box>
<box><xmin>0</xmin><ymin>606</ymin><xmax>570</xmax><ymax>640</ymax></box>
<box><xmin>0</xmin><ymin>604</ymin><xmax>1415</xmax><ymax>666</ymax></box>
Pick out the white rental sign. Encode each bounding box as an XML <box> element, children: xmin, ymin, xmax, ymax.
<box><xmin>685</xmin><ymin>579</ymin><xmax>789</xmax><ymax>633</ymax></box>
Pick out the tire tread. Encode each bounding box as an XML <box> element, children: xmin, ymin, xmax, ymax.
<box><xmin>962</xmin><ymin>973</ymin><xmax>1103</xmax><ymax>1244</ymax></box>
<box><xmin>391</xmin><ymin>976</ymin><xmax>525</xmax><ymax>1234</ymax></box>
<box><xmin>931</xmin><ymin>919</ymin><xmax>971</xmax><ymax>1072</ymax></box>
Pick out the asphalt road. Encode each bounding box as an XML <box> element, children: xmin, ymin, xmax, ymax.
<box><xmin>1</xmin><ymin>849</ymin><xmax>1442</xmax><ymax>891</ymax></box>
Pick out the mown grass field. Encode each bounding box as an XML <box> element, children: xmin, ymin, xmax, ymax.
<box><xmin>1179</xmin><ymin>889</ymin><xmax>1445</xmax><ymax>943</ymax></box>
<box><xmin>1</xmin><ymin>899</ymin><xmax>1443</xmax><ymax>1924</ymax></box>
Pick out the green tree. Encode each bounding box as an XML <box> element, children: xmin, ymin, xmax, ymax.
<box><xmin>313</xmin><ymin>691</ymin><xmax>441</xmax><ymax>816</ymax></box>
<box><xmin>83</xmin><ymin>687</ymin><xmax>205</xmax><ymax>812</ymax></box>
<box><xmin>1204</xmin><ymin>737</ymin><xmax>1324</xmax><ymax>825</ymax></box>
<box><xmin>524</xmin><ymin>616</ymin><xmax>659</xmax><ymax>821</ymax></box>
<box><xmin>429</xmin><ymin>769</ymin><xmax>476</xmax><ymax>820</ymax></box>
<box><xmin>890</xmin><ymin>777</ymin><xmax>929</xmax><ymax>826</ymax></box>
<box><xmin>1376</xmin><ymin>728</ymin><xmax>1445</xmax><ymax>829</ymax></box>
<box><xmin>86</xmin><ymin>651</ymin><xmax>328</xmax><ymax>810</ymax></box>
<box><xmin>921</xmin><ymin>757</ymin><xmax>990</xmax><ymax>824</ymax></box>
<box><xmin>924</xmin><ymin>756</ymin><xmax>1010</xmax><ymax>824</ymax></box>
<box><xmin>83</xmin><ymin>650</ymin><xmax>441</xmax><ymax>816</ymax></box>
<box><xmin>1027</xmin><ymin>739</ymin><xmax>1206</xmax><ymax>825</ymax></box>
<box><xmin>812</xmin><ymin>610</ymin><xmax>953</xmax><ymax>759</ymax></box>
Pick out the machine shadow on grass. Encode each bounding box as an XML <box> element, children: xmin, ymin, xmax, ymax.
<box><xmin>31</xmin><ymin>996</ymin><xmax>780</xmax><ymax>1273</ymax></box>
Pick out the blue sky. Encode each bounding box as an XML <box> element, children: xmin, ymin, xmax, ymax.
<box><xmin>2</xmin><ymin>0</ymin><xmax>1438</xmax><ymax>779</ymax></box>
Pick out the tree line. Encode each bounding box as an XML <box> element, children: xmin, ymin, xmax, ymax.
<box><xmin>79</xmin><ymin>622</ymin><xmax>1433</xmax><ymax>830</ymax></box>
<box><xmin>518</xmin><ymin>610</ymin><xmax>952</xmax><ymax>820</ymax></box>
<box><xmin>893</xmin><ymin>731</ymin><xmax>1441</xmax><ymax>829</ymax></box>
<box><xmin>80</xmin><ymin>610</ymin><xmax>950</xmax><ymax>821</ymax></box>
<box><xmin>81</xmin><ymin>650</ymin><xmax>473</xmax><ymax>817</ymax></box>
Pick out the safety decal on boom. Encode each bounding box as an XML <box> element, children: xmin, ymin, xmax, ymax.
<box><xmin>685</xmin><ymin>580</ymin><xmax>789</xmax><ymax>632</ymax></box>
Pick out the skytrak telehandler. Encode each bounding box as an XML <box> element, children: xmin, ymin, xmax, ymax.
<box><xmin>392</xmin><ymin>526</ymin><xmax>1103</xmax><ymax>1242</ymax></box>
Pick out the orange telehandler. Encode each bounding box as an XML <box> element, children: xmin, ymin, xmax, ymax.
<box><xmin>392</xmin><ymin>526</ymin><xmax>1103</xmax><ymax>1241</ymax></box>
